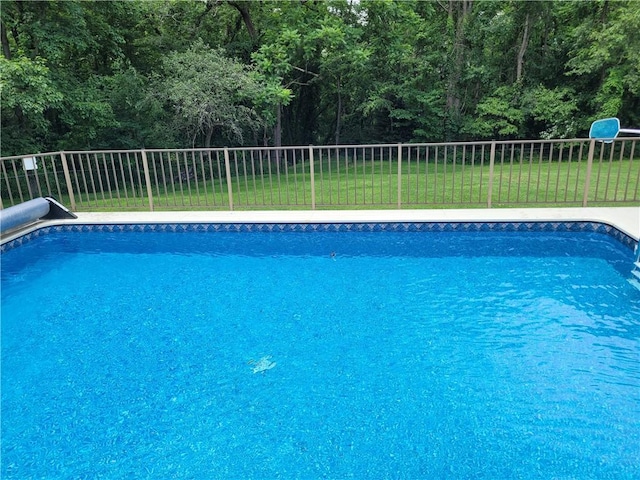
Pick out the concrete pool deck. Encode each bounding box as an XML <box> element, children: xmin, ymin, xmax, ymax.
<box><xmin>2</xmin><ymin>206</ymin><xmax>637</xmax><ymax>244</ymax></box>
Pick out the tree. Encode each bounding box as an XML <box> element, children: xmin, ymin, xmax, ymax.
<box><xmin>0</xmin><ymin>0</ymin><xmax>140</xmax><ymax>154</ymax></box>
<box><xmin>1</xmin><ymin>0</ymin><xmax>640</xmax><ymax>156</ymax></box>
<box><xmin>96</xmin><ymin>67</ymin><xmax>176</xmax><ymax>149</ymax></box>
<box><xmin>564</xmin><ymin>0</ymin><xmax>640</xmax><ymax>127</ymax></box>
<box><xmin>443</xmin><ymin>0</ymin><xmax>473</xmax><ymax>137</ymax></box>
<box><xmin>0</xmin><ymin>55</ymin><xmax>62</xmax><ymax>155</ymax></box>
<box><xmin>159</xmin><ymin>40</ymin><xmax>265</xmax><ymax>148</ymax></box>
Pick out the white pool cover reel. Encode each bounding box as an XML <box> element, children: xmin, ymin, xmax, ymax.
<box><xmin>0</xmin><ymin>197</ymin><xmax>77</xmax><ymax>234</ymax></box>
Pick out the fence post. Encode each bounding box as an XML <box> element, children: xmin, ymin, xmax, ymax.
<box><xmin>309</xmin><ymin>145</ymin><xmax>316</xmax><ymax>210</ymax></box>
<box><xmin>582</xmin><ymin>139</ymin><xmax>596</xmax><ymax>207</ymax></box>
<box><xmin>140</xmin><ymin>149</ymin><xmax>154</xmax><ymax>212</ymax></box>
<box><xmin>397</xmin><ymin>143</ymin><xmax>402</xmax><ymax>208</ymax></box>
<box><xmin>59</xmin><ymin>151</ymin><xmax>77</xmax><ymax>211</ymax></box>
<box><xmin>487</xmin><ymin>140</ymin><xmax>496</xmax><ymax>208</ymax></box>
<box><xmin>224</xmin><ymin>147</ymin><xmax>234</xmax><ymax>211</ymax></box>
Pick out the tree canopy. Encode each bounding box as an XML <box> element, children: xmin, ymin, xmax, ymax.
<box><xmin>1</xmin><ymin>0</ymin><xmax>639</xmax><ymax>156</ymax></box>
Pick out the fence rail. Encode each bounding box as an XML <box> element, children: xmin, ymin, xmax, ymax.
<box><xmin>1</xmin><ymin>138</ymin><xmax>639</xmax><ymax>212</ymax></box>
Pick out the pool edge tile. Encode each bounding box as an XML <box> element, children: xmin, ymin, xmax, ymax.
<box><xmin>1</xmin><ymin>220</ymin><xmax>637</xmax><ymax>254</ymax></box>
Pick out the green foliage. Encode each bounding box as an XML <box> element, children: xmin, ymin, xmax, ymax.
<box><xmin>525</xmin><ymin>86</ymin><xmax>579</xmax><ymax>139</ymax></box>
<box><xmin>0</xmin><ymin>55</ymin><xmax>61</xmax><ymax>124</ymax></box>
<box><xmin>54</xmin><ymin>76</ymin><xmax>118</xmax><ymax>150</ymax></box>
<box><xmin>159</xmin><ymin>40</ymin><xmax>265</xmax><ymax>146</ymax></box>
<box><xmin>0</xmin><ymin>55</ymin><xmax>62</xmax><ymax>155</ymax></box>
<box><xmin>465</xmin><ymin>86</ymin><xmax>524</xmax><ymax>138</ymax></box>
<box><xmin>564</xmin><ymin>0</ymin><xmax>640</xmax><ymax>126</ymax></box>
<box><xmin>465</xmin><ymin>84</ymin><xmax>579</xmax><ymax>140</ymax></box>
<box><xmin>97</xmin><ymin>67</ymin><xmax>176</xmax><ymax>149</ymax></box>
<box><xmin>1</xmin><ymin>0</ymin><xmax>639</xmax><ymax>156</ymax></box>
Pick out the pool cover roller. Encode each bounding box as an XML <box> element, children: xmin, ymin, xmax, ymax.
<box><xmin>0</xmin><ymin>197</ymin><xmax>76</xmax><ymax>234</ymax></box>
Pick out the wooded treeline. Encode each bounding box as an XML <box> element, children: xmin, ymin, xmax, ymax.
<box><xmin>1</xmin><ymin>0</ymin><xmax>639</xmax><ymax>157</ymax></box>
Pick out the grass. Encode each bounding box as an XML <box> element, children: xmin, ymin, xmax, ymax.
<box><xmin>4</xmin><ymin>155</ymin><xmax>639</xmax><ymax>212</ymax></box>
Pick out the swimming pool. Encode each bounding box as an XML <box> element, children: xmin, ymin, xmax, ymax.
<box><xmin>2</xmin><ymin>221</ymin><xmax>639</xmax><ymax>479</ymax></box>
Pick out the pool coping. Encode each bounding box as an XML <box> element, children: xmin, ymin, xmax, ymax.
<box><xmin>1</xmin><ymin>207</ymin><xmax>639</xmax><ymax>248</ymax></box>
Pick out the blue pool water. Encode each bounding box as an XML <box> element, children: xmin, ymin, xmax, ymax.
<box><xmin>2</xmin><ymin>225</ymin><xmax>639</xmax><ymax>479</ymax></box>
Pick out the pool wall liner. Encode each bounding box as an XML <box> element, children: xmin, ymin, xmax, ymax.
<box><xmin>1</xmin><ymin>220</ymin><xmax>637</xmax><ymax>254</ymax></box>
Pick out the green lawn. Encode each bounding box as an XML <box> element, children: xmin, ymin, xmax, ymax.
<box><xmin>6</xmin><ymin>155</ymin><xmax>639</xmax><ymax>212</ymax></box>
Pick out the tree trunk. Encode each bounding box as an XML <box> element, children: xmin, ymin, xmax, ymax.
<box><xmin>205</xmin><ymin>126</ymin><xmax>214</xmax><ymax>149</ymax></box>
<box><xmin>275</xmin><ymin>103</ymin><xmax>282</xmax><ymax>149</ymax></box>
<box><xmin>1</xmin><ymin>22</ymin><xmax>11</xmax><ymax>59</ymax></box>
<box><xmin>228</xmin><ymin>1</ymin><xmax>258</xmax><ymax>43</ymax></box>
<box><xmin>445</xmin><ymin>0</ymin><xmax>472</xmax><ymax>136</ymax></box>
<box><xmin>516</xmin><ymin>13</ymin><xmax>530</xmax><ymax>83</ymax></box>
